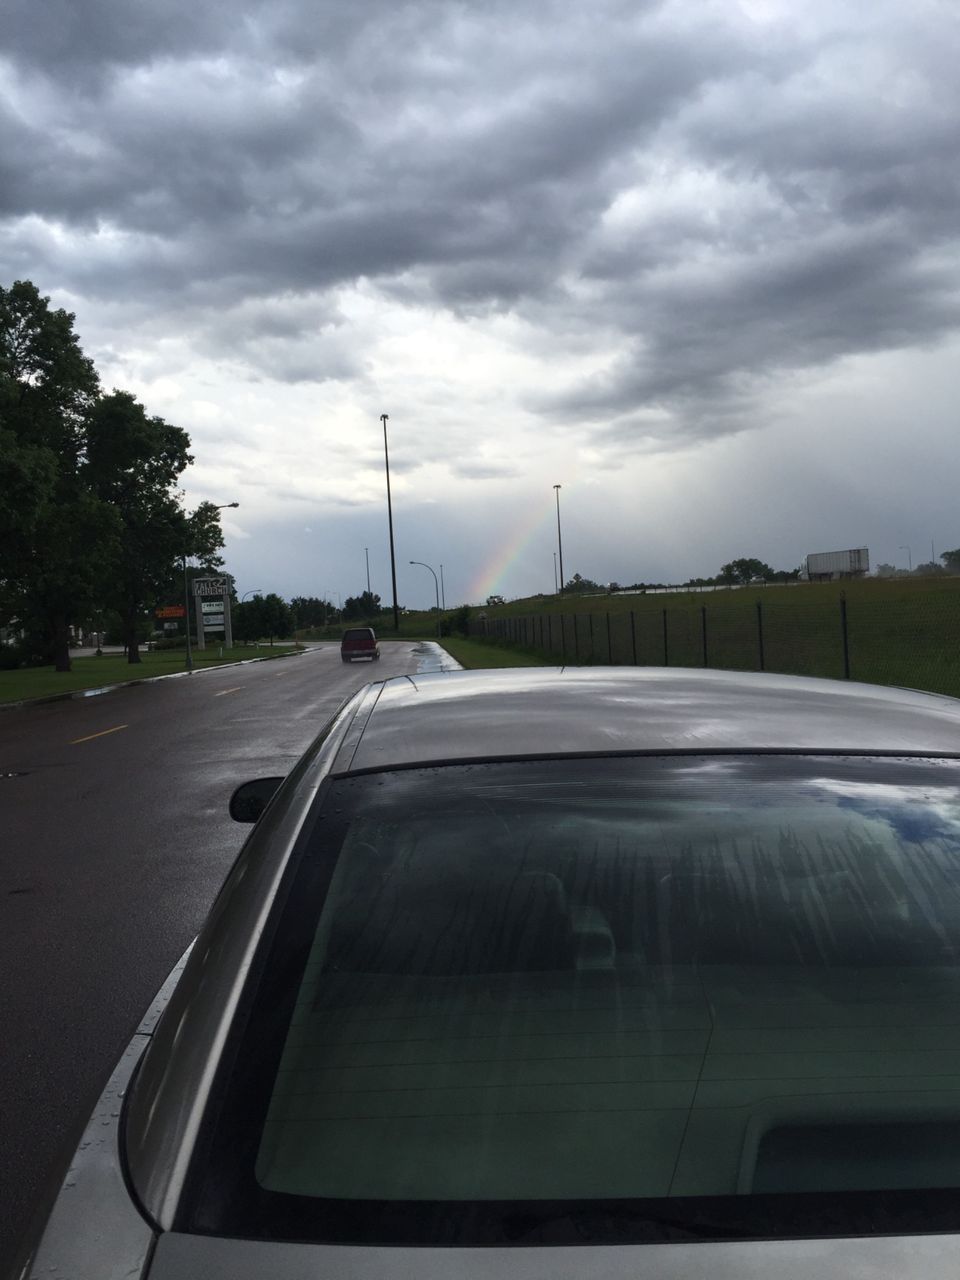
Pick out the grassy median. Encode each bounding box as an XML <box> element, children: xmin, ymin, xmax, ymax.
<box><xmin>437</xmin><ymin>638</ymin><xmax>547</xmax><ymax>668</ymax></box>
<box><xmin>0</xmin><ymin>644</ymin><xmax>301</xmax><ymax>705</ymax></box>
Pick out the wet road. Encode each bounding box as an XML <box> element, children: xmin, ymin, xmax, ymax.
<box><xmin>0</xmin><ymin>641</ymin><xmax>447</xmax><ymax>1268</ymax></box>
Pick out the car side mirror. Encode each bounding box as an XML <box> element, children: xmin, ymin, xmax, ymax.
<box><xmin>229</xmin><ymin>777</ymin><xmax>285</xmax><ymax>823</ymax></box>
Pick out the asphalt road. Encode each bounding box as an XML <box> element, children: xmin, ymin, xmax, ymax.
<box><xmin>0</xmin><ymin>640</ymin><xmax>447</xmax><ymax>1268</ymax></box>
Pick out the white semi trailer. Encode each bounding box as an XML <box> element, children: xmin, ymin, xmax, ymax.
<box><xmin>801</xmin><ymin>547</ymin><xmax>870</xmax><ymax>581</ymax></box>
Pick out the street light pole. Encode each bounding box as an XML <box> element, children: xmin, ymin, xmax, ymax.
<box><xmin>410</xmin><ymin>560</ymin><xmax>441</xmax><ymax>639</ymax></box>
<box><xmin>440</xmin><ymin>563</ymin><xmax>446</xmax><ymax>611</ymax></box>
<box><xmin>553</xmin><ymin>484</ymin><xmax>565</xmax><ymax>596</ymax></box>
<box><xmin>365</xmin><ymin>547</ymin><xmax>371</xmax><ymax>594</ymax></box>
<box><xmin>553</xmin><ymin>552</ymin><xmax>558</xmax><ymax>594</ymax></box>
<box><xmin>381</xmin><ymin>414</ymin><xmax>400</xmax><ymax>632</ymax></box>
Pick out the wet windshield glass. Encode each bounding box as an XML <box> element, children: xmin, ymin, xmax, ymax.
<box><xmin>188</xmin><ymin>754</ymin><xmax>960</xmax><ymax>1243</ymax></box>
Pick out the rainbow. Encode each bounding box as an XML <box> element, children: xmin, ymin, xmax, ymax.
<box><xmin>468</xmin><ymin>493</ymin><xmax>561</xmax><ymax>601</ymax></box>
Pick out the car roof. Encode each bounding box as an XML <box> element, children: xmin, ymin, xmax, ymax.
<box><xmin>333</xmin><ymin>667</ymin><xmax>960</xmax><ymax>774</ymax></box>
<box><xmin>125</xmin><ymin>666</ymin><xmax>960</xmax><ymax>1230</ymax></box>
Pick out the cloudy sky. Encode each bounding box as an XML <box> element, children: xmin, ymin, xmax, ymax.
<box><xmin>3</xmin><ymin>0</ymin><xmax>959</xmax><ymax>607</ymax></box>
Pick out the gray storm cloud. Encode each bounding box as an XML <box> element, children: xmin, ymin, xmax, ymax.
<box><xmin>2</xmin><ymin>0</ymin><xmax>959</xmax><ymax>456</ymax></box>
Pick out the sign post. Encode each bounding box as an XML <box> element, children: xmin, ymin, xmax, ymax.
<box><xmin>193</xmin><ymin>578</ymin><xmax>233</xmax><ymax>650</ymax></box>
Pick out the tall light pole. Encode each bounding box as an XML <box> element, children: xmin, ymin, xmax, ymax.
<box><xmin>553</xmin><ymin>552</ymin><xmax>558</xmax><ymax>594</ymax></box>
<box><xmin>553</xmin><ymin>484</ymin><xmax>565</xmax><ymax>596</ymax></box>
<box><xmin>381</xmin><ymin>414</ymin><xmax>400</xmax><ymax>631</ymax></box>
<box><xmin>183</xmin><ymin>500</ymin><xmax>238</xmax><ymax>672</ymax></box>
<box><xmin>410</xmin><ymin>560</ymin><xmax>441</xmax><ymax>639</ymax></box>
<box><xmin>899</xmin><ymin>544</ymin><xmax>912</xmax><ymax>572</ymax></box>
<box><xmin>440</xmin><ymin>563</ymin><xmax>446</xmax><ymax>611</ymax></box>
<box><xmin>365</xmin><ymin>547</ymin><xmax>371</xmax><ymax>594</ymax></box>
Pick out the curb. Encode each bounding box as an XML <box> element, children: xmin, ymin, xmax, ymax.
<box><xmin>0</xmin><ymin>646</ymin><xmax>311</xmax><ymax>711</ymax></box>
<box><xmin>414</xmin><ymin>641</ymin><xmax>464</xmax><ymax>673</ymax></box>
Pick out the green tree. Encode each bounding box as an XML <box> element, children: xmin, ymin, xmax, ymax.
<box><xmin>940</xmin><ymin>549</ymin><xmax>960</xmax><ymax>574</ymax></box>
<box><xmin>86</xmin><ymin>390</ymin><xmax>201</xmax><ymax>663</ymax></box>
<box><xmin>233</xmin><ymin>598</ymin><xmax>258</xmax><ymax>644</ymax></box>
<box><xmin>250</xmin><ymin>593</ymin><xmax>292</xmax><ymax>644</ymax></box>
<box><xmin>290</xmin><ymin>596</ymin><xmax>334</xmax><ymax>629</ymax></box>
<box><xmin>718</xmin><ymin>558</ymin><xmax>775</xmax><ymax>585</ymax></box>
<box><xmin>913</xmin><ymin>561</ymin><xmax>946</xmax><ymax>577</ymax></box>
<box><xmin>563</xmin><ymin>573</ymin><xmax>601</xmax><ymax>593</ymax></box>
<box><xmin>342</xmin><ymin>590</ymin><xmax>382</xmax><ymax>621</ymax></box>
<box><xmin>0</xmin><ymin>281</ymin><xmax>115</xmax><ymax>671</ymax></box>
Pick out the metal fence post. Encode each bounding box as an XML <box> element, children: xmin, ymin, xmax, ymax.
<box><xmin>701</xmin><ymin>605</ymin><xmax>708</xmax><ymax>668</ymax></box>
<box><xmin>606</xmin><ymin>612</ymin><xmax>613</xmax><ymax>664</ymax></box>
<box><xmin>630</xmin><ymin>610</ymin><xmax>637</xmax><ymax>665</ymax></box>
<box><xmin>840</xmin><ymin>592</ymin><xmax>851</xmax><ymax>679</ymax></box>
<box><xmin>662</xmin><ymin>608</ymin><xmax>669</xmax><ymax>666</ymax></box>
<box><xmin>756</xmin><ymin>600</ymin><xmax>765</xmax><ymax>671</ymax></box>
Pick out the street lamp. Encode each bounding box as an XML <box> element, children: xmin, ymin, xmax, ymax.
<box><xmin>410</xmin><ymin>560</ymin><xmax>441</xmax><ymax>639</ymax></box>
<box><xmin>381</xmin><ymin>414</ymin><xmax>400</xmax><ymax>632</ymax></box>
<box><xmin>440</xmin><ymin>563</ymin><xmax>446</xmax><ymax>611</ymax></box>
<box><xmin>553</xmin><ymin>484</ymin><xmax>565</xmax><ymax>596</ymax></box>
<box><xmin>899</xmin><ymin>545</ymin><xmax>912</xmax><ymax>572</ymax></box>
<box><xmin>553</xmin><ymin>552</ymin><xmax>558</xmax><ymax>594</ymax></box>
<box><xmin>183</xmin><ymin>501</ymin><xmax>239</xmax><ymax>672</ymax></box>
<box><xmin>365</xmin><ymin>547</ymin><xmax>371</xmax><ymax>594</ymax></box>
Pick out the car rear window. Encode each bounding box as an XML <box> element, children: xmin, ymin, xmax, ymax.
<box><xmin>186</xmin><ymin>753</ymin><xmax>960</xmax><ymax>1244</ymax></box>
<box><xmin>342</xmin><ymin>629</ymin><xmax>374</xmax><ymax>640</ymax></box>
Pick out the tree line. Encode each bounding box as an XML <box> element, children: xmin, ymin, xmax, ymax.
<box><xmin>220</xmin><ymin>591</ymin><xmax>387</xmax><ymax>646</ymax></box>
<box><xmin>1</xmin><ymin>281</ymin><xmax>225</xmax><ymax>671</ymax></box>
<box><xmin>550</xmin><ymin>560</ymin><xmax>800</xmax><ymax>596</ymax></box>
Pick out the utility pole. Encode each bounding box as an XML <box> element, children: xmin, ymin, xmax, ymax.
<box><xmin>554</xmin><ymin>484</ymin><xmax>565</xmax><ymax>597</ymax></box>
<box><xmin>365</xmin><ymin>547</ymin><xmax>371</xmax><ymax>594</ymax></box>
<box><xmin>382</xmin><ymin>413</ymin><xmax>400</xmax><ymax>631</ymax></box>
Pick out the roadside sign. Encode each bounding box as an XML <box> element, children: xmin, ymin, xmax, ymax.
<box><xmin>202</xmin><ymin>615</ymin><xmax>225</xmax><ymax>628</ymax></box>
<box><xmin>193</xmin><ymin>578</ymin><xmax>228</xmax><ymax>597</ymax></box>
<box><xmin>201</xmin><ymin>600</ymin><xmax>224</xmax><ymax>613</ymax></box>
<box><xmin>155</xmin><ymin>605</ymin><xmax>186</xmax><ymax>618</ymax></box>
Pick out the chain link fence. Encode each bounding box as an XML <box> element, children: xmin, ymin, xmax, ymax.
<box><xmin>470</xmin><ymin>587</ymin><xmax>960</xmax><ymax>699</ymax></box>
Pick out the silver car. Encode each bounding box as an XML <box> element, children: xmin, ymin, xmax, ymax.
<box><xmin>20</xmin><ymin>667</ymin><xmax>960</xmax><ymax>1278</ymax></box>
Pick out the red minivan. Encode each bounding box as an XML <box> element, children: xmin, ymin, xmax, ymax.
<box><xmin>340</xmin><ymin>627</ymin><xmax>380</xmax><ymax>662</ymax></box>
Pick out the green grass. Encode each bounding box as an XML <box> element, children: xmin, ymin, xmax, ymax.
<box><xmin>438</xmin><ymin>637</ymin><xmax>548</xmax><ymax>669</ymax></box>
<box><xmin>0</xmin><ymin>644</ymin><xmax>300</xmax><ymax>705</ymax></box>
<box><xmin>473</xmin><ymin>576</ymin><xmax>960</xmax><ymax>699</ymax></box>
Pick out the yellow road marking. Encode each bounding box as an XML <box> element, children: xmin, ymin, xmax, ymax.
<box><xmin>214</xmin><ymin>686</ymin><xmax>244</xmax><ymax>697</ymax></box>
<box><xmin>71</xmin><ymin>724</ymin><xmax>128</xmax><ymax>745</ymax></box>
